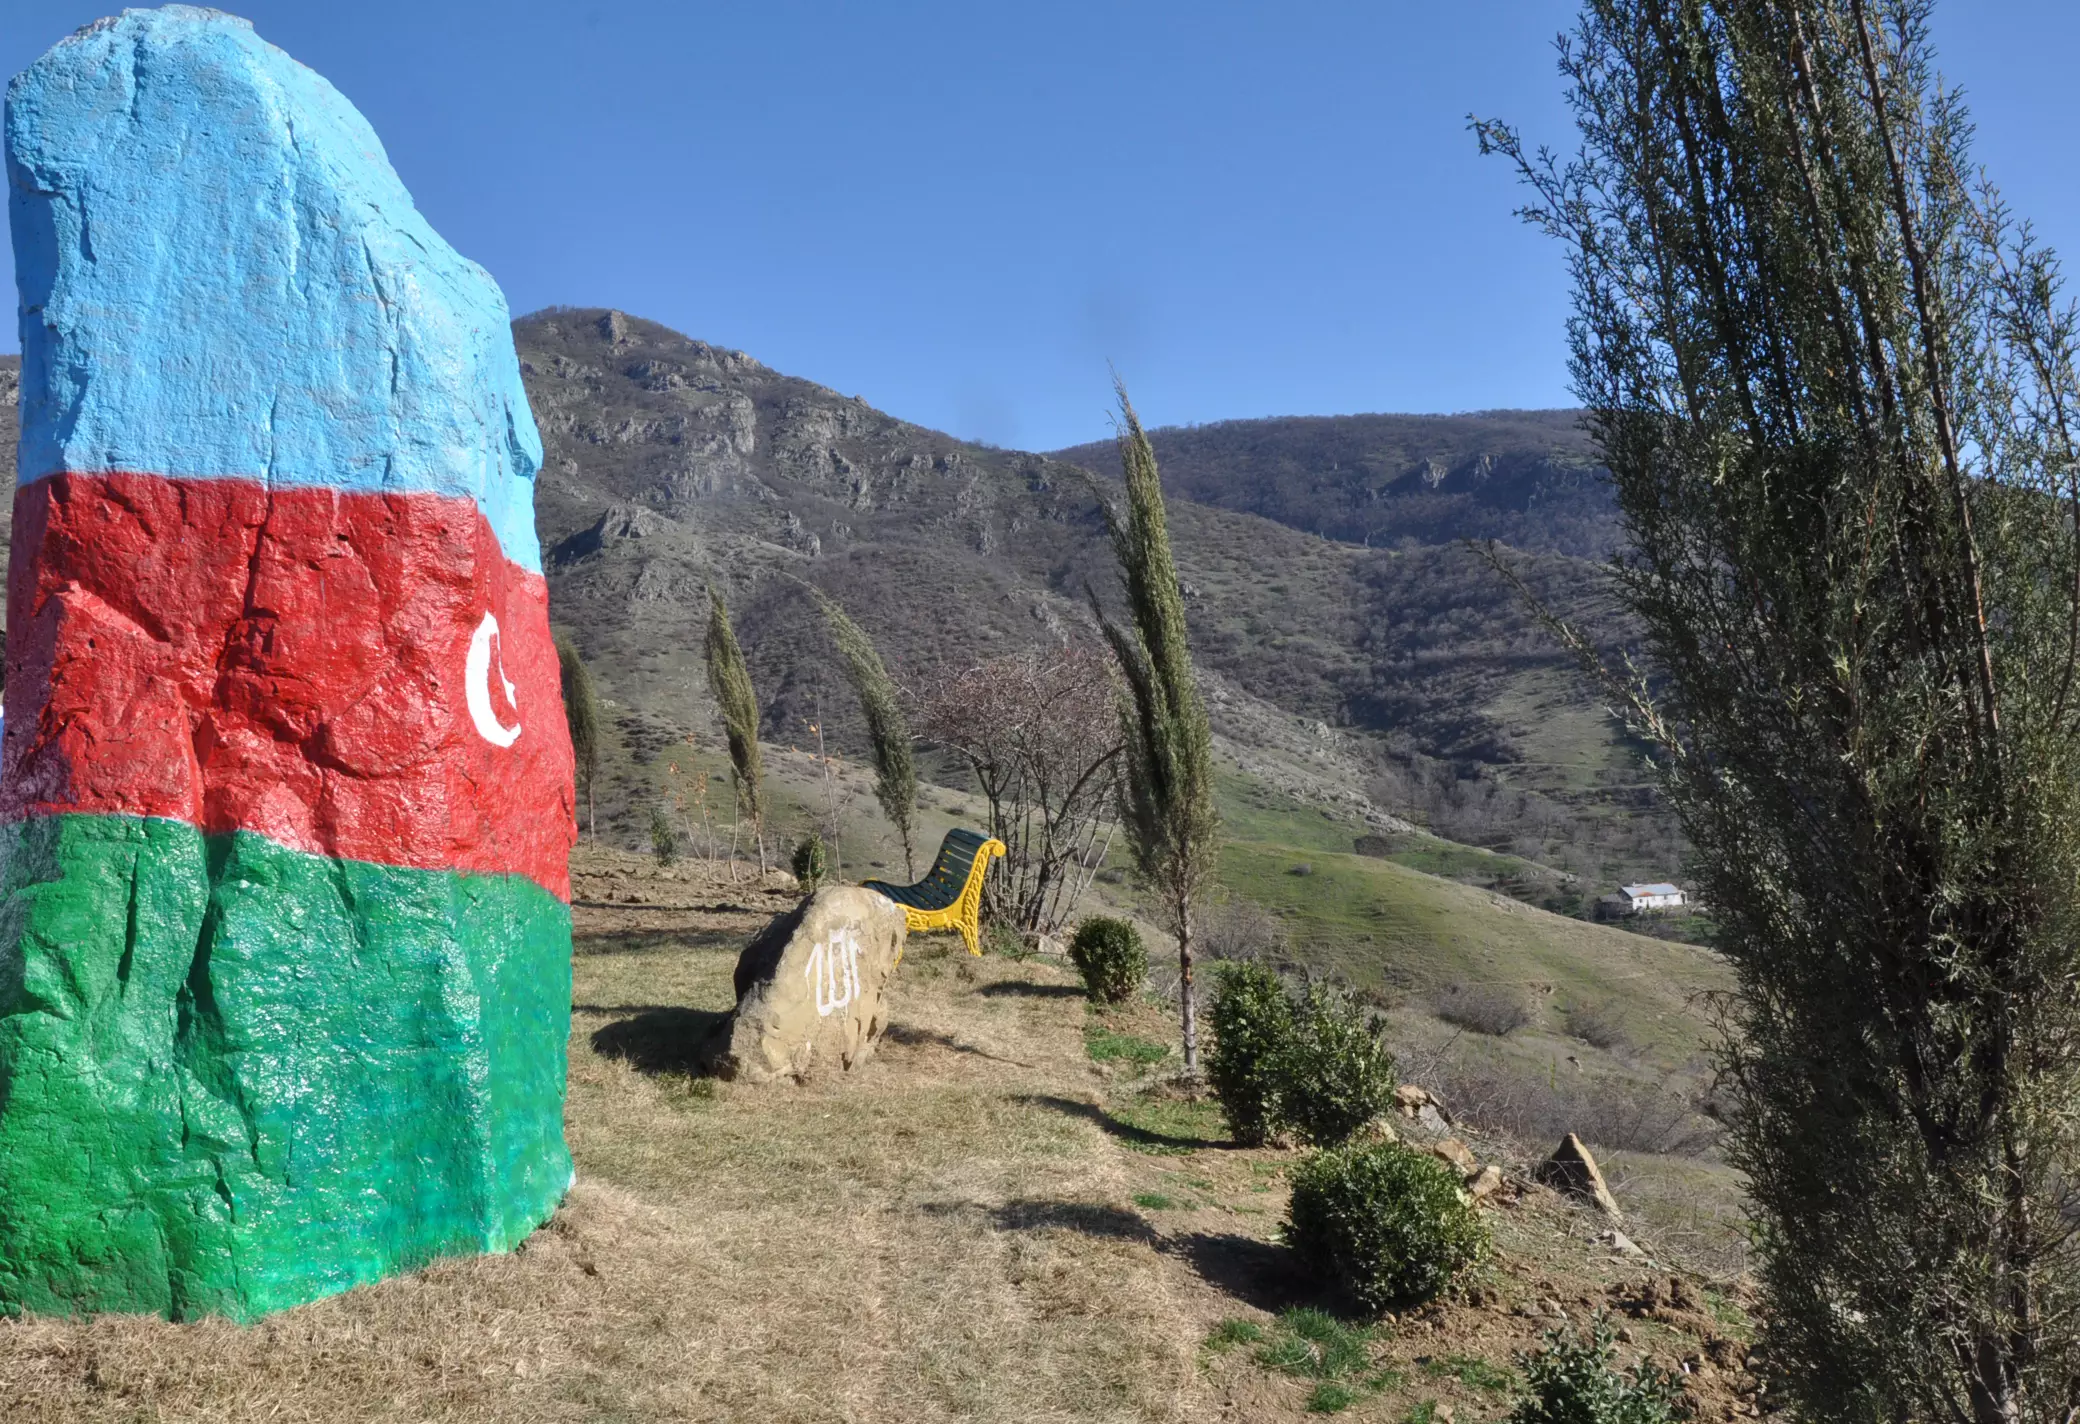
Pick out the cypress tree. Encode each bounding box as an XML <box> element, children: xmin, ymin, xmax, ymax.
<box><xmin>808</xmin><ymin>586</ymin><xmax>919</xmax><ymax>877</ymax></box>
<box><xmin>1482</xmin><ymin>1</ymin><xmax>2080</xmax><ymax>1413</ymax></box>
<box><xmin>556</xmin><ymin>635</ymin><xmax>601</xmax><ymax>842</ymax></box>
<box><xmin>704</xmin><ymin>585</ymin><xmax>766</xmax><ymax>874</ymax></box>
<box><xmin>1095</xmin><ymin>379</ymin><xmax>1219</xmax><ymax>1075</ymax></box>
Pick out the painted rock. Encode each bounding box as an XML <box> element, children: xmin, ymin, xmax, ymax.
<box><xmin>704</xmin><ymin>888</ymin><xmax>908</xmax><ymax>1084</ymax></box>
<box><xmin>0</xmin><ymin>8</ymin><xmax>577</xmax><ymax>1319</ymax></box>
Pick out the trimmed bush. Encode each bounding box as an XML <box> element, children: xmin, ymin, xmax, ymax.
<box><xmin>1286</xmin><ymin>1141</ymin><xmax>1489</xmax><ymax>1314</ymax></box>
<box><xmin>1068</xmin><ymin>916</ymin><xmax>1148</xmax><ymax>1004</ymax></box>
<box><xmin>1508</xmin><ymin>1318</ymin><xmax>1685</xmax><ymax>1424</ymax></box>
<box><xmin>1208</xmin><ymin>962</ymin><xmax>1296</xmax><ymax>1144</ymax></box>
<box><xmin>1278</xmin><ymin>984</ymin><xmax>1398</xmax><ymax>1147</ymax></box>
<box><xmin>791</xmin><ymin>833</ymin><xmax>828</xmax><ymax>891</ymax></box>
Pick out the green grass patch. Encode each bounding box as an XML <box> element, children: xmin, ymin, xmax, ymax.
<box><xmin>1204</xmin><ymin>1319</ymin><xmax>1265</xmax><ymax>1354</ymax></box>
<box><xmin>1244</xmin><ymin>1307</ymin><xmax>1401</xmax><ymax>1414</ymax></box>
<box><xmin>1215</xmin><ymin>771</ymin><xmax>1375</xmax><ymax>854</ymax></box>
<box><xmin>1306</xmin><ymin>1381</ymin><xmax>1363</xmax><ymax>1414</ymax></box>
<box><xmin>1703</xmin><ymin>1287</ymin><xmax>1753</xmax><ymax>1336</ymax></box>
<box><xmin>1133</xmin><ymin>1192</ymin><xmax>1180</xmax><ymax>1211</ymax></box>
<box><xmin>1108</xmin><ymin>1096</ymin><xmax>1230</xmax><ymax>1154</ymax></box>
<box><xmin>1422</xmin><ymin>1353</ymin><xmax>1514</xmax><ymax>1391</ymax></box>
<box><xmin>1084</xmin><ymin>1024</ymin><xmax>1171</xmax><ymax>1066</ymax></box>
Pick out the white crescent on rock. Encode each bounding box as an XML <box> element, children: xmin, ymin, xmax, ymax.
<box><xmin>466</xmin><ymin>611</ymin><xmax>522</xmax><ymax>749</ymax></box>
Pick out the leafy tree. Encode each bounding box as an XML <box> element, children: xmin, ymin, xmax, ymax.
<box><xmin>1480</xmin><ymin>0</ymin><xmax>2080</xmax><ymax>1414</ymax></box>
<box><xmin>556</xmin><ymin>636</ymin><xmax>601</xmax><ymax>841</ymax></box>
<box><xmin>1095</xmin><ymin>380</ymin><xmax>1220</xmax><ymax>1076</ymax></box>
<box><xmin>704</xmin><ymin>585</ymin><xmax>766</xmax><ymax>874</ymax></box>
<box><xmin>807</xmin><ymin>586</ymin><xmax>919</xmax><ymax>877</ymax></box>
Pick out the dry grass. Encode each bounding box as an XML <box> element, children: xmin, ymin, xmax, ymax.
<box><xmin>0</xmin><ymin>846</ymin><xmax>1762</xmax><ymax>1422</ymax></box>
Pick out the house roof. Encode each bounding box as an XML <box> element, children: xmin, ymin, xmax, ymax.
<box><xmin>1620</xmin><ymin>883</ymin><xmax>1682</xmax><ymax>899</ymax></box>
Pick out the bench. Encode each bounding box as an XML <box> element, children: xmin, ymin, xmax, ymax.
<box><xmin>861</xmin><ymin>828</ymin><xmax>1006</xmax><ymax>958</ymax></box>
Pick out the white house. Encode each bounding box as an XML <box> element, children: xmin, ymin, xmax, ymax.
<box><xmin>1618</xmin><ymin>882</ymin><xmax>1686</xmax><ymax>914</ymax></box>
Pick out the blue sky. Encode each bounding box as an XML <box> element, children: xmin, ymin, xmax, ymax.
<box><xmin>7</xmin><ymin>1</ymin><xmax>2080</xmax><ymax>450</ymax></box>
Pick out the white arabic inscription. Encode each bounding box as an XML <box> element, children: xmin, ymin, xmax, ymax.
<box><xmin>805</xmin><ymin>926</ymin><xmax>864</xmax><ymax>1018</ymax></box>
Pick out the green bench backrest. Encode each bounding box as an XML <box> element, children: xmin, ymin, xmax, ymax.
<box><xmin>861</xmin><ymin>828</ymin><xmax>991</xmax><ymax>912</ymax></box>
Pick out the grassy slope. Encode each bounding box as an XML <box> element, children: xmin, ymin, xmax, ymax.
<box><xmin>0</xmin><ymin>849</ymin><xmax>1757</xmax><ymax>1422</ymax></box>
<box><xmin>1210</xmin><ymin>771</ymin><xmax>1725</xmax><ymax>1053</ymax></box>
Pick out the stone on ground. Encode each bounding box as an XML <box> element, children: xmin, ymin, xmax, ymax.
<box><xmin>1534</xmin><ymin>1132</ymin><xmax>1623</xmax><ymax>1218</ymax></box>
<box><xmin>703</xmin><ymin>887</ymin><xmax>909</xmax><ymax>1083</ymax></box>
<box><xmin>0</xmin><ymin>7</ymin><xmax>574</xmax><ymax>1321</ymax></box>
<box><xmin>1429</xmin><ymin>1137</ymin><xmax>1478</xmax><ymax>1176</ymax></box>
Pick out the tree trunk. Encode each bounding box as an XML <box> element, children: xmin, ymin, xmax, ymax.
<box><xmin>1177</xmin><ymin>892</ymin><xmax>1199</xmax><ymax>1077</ymax></box>
<box><xmin>586</xmin><ymin>779</ymin><xmax>595</xmax><ymax>843</ymax></box>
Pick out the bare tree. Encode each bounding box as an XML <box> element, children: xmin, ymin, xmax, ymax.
<box><xmin>919</xmin><ymin>645</ymin><xmax>1122</xmax><ymax>934</ymax></box>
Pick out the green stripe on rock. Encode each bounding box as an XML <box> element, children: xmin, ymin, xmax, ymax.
<box><xmin>0</xmin><ymin>813</ymin><xmax>572</xmax><ymax>1321</ymax></box>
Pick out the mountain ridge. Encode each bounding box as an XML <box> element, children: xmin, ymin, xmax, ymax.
<box><xmin>0</xmin><ymin>318</ymin><xmax>1669</xmax><ymax>882</ymax></box>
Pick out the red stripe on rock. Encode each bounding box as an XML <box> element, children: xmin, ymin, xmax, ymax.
<box><xmin>4</xmin><ymin>473</ymin><xmax>577</xmax><ymax>900</ymax></box>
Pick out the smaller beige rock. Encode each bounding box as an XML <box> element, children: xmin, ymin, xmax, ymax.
<box><xmin>1466</xmin><ymin>1164</ymin><xmax>1505</xmax><ymax>1199</ymax></box>
<box><xmin>1394</xmin><ymin>1083</ymin><xmax>1433</xmax><ymax>1116</ymax></box>
<box><xmin>1357</xmin><ymin>1114</ymin><xmax>1400</xmax><ymax>1145</ymax></box>
<box><xmin>1429</xmin><ymin>1137</ymin><xmax>1477</xmax><ymax>1175</ymax></box>
<box><xmin>1603</xmin><ymin>1229</ymin><xmax>1647</xmax><ymax>1259</ymax></box>
<box><xmin>702</xmin><ymin>887</ymin><xmax>908</xmax><ymax>1084</ymax></box>
<box><xmin>1534</xmin><ymin>1132</ymin><xmax>1623</xmax><ymax>1219</ymax></box>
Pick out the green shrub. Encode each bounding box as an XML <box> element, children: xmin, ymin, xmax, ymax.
<box><xmin>1286</xmin><ymin>1141</ymin><xmax>1489</xmax><ymax>1314</ymax></box>
<box><xmin>1278</xmin><ymin>984</ymin><xmax>1398</xmax><ymax>1146</ymax></box>
<box><xmin>791</xmin><ymin>833</ymin><xmax>828</xmax><ymax>891</ymax></box>
<box><xmin>1208</xmin><ymin>962</ymin><xmax>1296</xmax><ymax>1144</ymax></box>
<box><xmin>649</xmin><ymin>806</ymin><xmax>680</xmax><ymax>866</ymax></box>
<box><xmin>1507</xmin><ymin>1319</ymin><xmax>1685</xmax><ymax>1424</ymax></box>
<box><xmin>1069</xmin><ymin>916</ymin><xmax>1148</xmax><ymax>1004</ymax></box>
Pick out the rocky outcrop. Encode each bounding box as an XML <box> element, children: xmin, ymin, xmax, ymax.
<box><xmin>0</xmin><ymin>8</ymin><xmax>574</xmax><ymax>1321</ymax></box>
<box><xmin>703</xmin><ymin>888</ymin><xmax>909</xmax><ymax>1084</ymax></box>
<box><xmin>1534</xmin><ymin>1133</ymin><xmax>1623</xmax><ymax>1218</ymax></box>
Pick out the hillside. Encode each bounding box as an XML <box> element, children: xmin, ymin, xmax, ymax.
<box><xmin>1050</xmin><ymin>409</ymin><xmax>1617</xmax><ymax>559</ymax></box>
<box><xmin>506</xmin><ymin>311</ymin><xmax>1671</xmax><ymax>882</ymax></box>
<box><xmin>0</xmin><ymin>317</ymin><xmax>1672</xmax><ymax>884</ymax></box>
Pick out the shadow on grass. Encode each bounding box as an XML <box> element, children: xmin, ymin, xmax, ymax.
<box><xmin>589</xmin><ymin>1006</ymin><xmax>729</xmax><ymax>1076</ymax></box>
<box><xmin>976</xmin><ymin>982</ymin><xmax>1087</xmax><ymax>1001</ymax></box>
<box><xmin>1163</xmin><ymin>1231</ymin><xmax>1320</xmax><ymax>1314</ymax></box>
<box><xmin>573</xmin><ymin>927</ymin><xmax>748</xmax><ymax>957</ymax></box>
<box><xmin>918</xmin><ymin>1198</ymin><xmax>1158</xmax><ymax>1245</ymax></box>
<box><xmin>992</xmin><ymin>1199</ymin><xmax>1159</xmax><ymax>1243</ymax></box>
<box><xmin>1013</xmin><ymin>1094</ymin><xmax>1233</xmax><ymax>1152</ymax></box>
<box><xmin>882</xmin><ymin>1024</ymin><xmax>1032</xmax><ymax>1067</ymax></box>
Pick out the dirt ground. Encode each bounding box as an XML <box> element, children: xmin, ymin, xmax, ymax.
<box><xmin>0</xmin><ymin>846</ymin><xmax>1769</xmax><ymax>1422</ymax></box>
